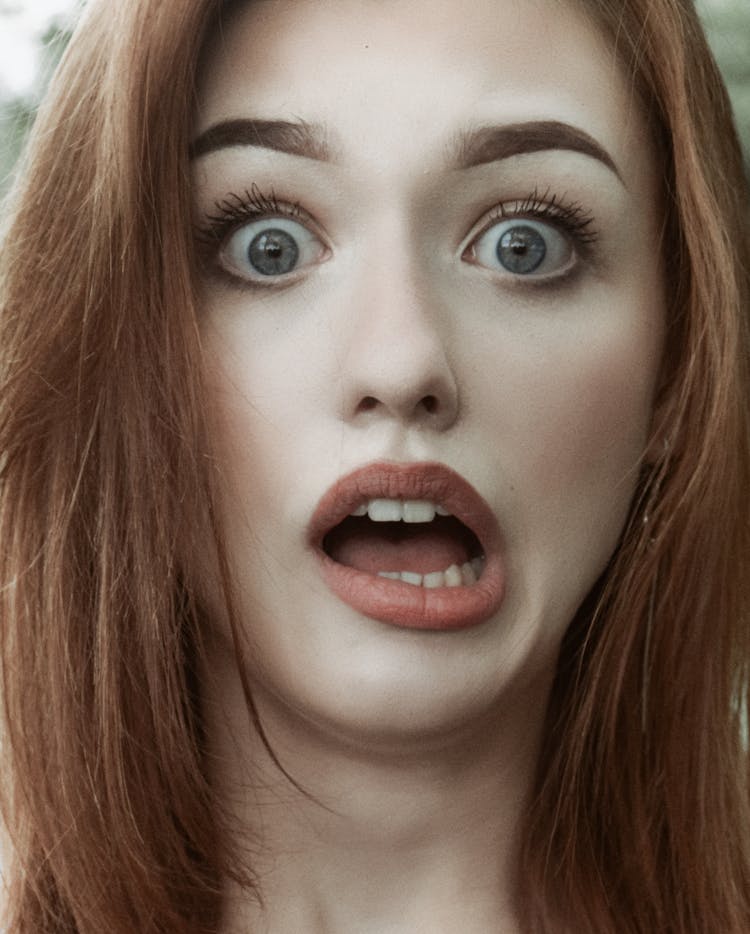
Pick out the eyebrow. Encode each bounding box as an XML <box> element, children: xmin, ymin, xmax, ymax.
<box><xmin>190</xmin><ymin>118</ymin><xmax>331</xmax><ymax>161</ymax></box>
<box><xmin>190</xmin><ymin>116</ymin><xmax>622</xmax><ymax>182</ymax></box>
<box><xmin>453</xmin><ymin>120</ymin><xmax>622</xmax><ymax>181</ymax></box>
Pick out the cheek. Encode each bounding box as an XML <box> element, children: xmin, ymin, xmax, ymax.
<box><xmin>528</xmin><ymin>335</ymin><xmax>655</xmax><ymax>487</ymax></box>
<box><xmin>478</xmin><ymin>286</ymin><xmax>663</xmax><ymax>492</ymax></box>
<box><xmin>201</xmin><ymin>323</ymin><xmax>301</xmax><ymax>483</ymax></box>
<box><xmin>201</xmin><ymin>309</ymin><xmax>339</xmax><ymax>453</ymax></box>
<box><xmin>198</xmin><ymin>324</ymin><xmax>326</xmax><ymax>592</ymax></box>
<box><xmin>471</xmin><ymin>288</ymin><xmax>664</xmax><ymax>619</ymax></box>
<box><xmin>196</xmin><ymin>335</ymin><xmax>274</xmax><ymax>591</ymax></box>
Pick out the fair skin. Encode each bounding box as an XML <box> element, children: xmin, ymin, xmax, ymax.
<box><xmin>191</xmin><ymin>0</ymin><xmax>665</xmax><ymax>930</ymax></box>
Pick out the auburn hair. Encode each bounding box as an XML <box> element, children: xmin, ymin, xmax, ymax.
<box><xmin>0</xmin><ymin>1</ymin><xmax>748</xmax><ymax>932</ymax></box>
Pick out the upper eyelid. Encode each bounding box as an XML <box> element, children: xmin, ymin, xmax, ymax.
<box><xmin>194</xmin><ymin>186</ymin><xmax>599</xmax><ymax>265</ymax></box>
<box><xmin>466</xmin><ymin>194</ymin><xmax>595</xmax><ymax>235</ymax></box>
<box><xmin>197</xmin><ymin>195</ymin><xmax>310</xmax><ymax>236</ymax></box>
<box><xmin>458</xmin><ymin>196</ymin><xmax>599</xmax><ymax>263</ymax></box>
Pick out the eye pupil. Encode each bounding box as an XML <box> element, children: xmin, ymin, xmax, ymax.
<box><xmin>497</xmin><ymin>225</ymin><xmax>546</xmax><ymax>274</ymax></box>
<box><xmin>248</xmin><ymin>228</ymin><xmax>300</xmax><ymax>276</ymax></box>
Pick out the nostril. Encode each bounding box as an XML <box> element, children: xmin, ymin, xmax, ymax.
<box><xmin>351</xmin><ymin>388</ymin><xmax>455</xmax><ymax>424</ymax></box>
<box><xmin>355</xmin><ymin>393</ymin><xmax>442</xmax><ymax>417</ymax></box>
<box><xmin>357</xmin><ymin>396</ymin><xmax>379</xmax><ymax>413</ymax></box>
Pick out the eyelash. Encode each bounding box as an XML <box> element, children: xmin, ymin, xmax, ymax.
<box><xmin>194</xmin><ymin>183</ymin><xmax>599</xmax><ymax>284</ymax></box>
<box><xmin>475</xmin><ymin>186</ymin><xmax>598</xmax><ymax>251</ymax></box>
<box><xmin>195</xmin><ymin>183</ymin><xmax>304</xmax><ymax>247</ymax></box>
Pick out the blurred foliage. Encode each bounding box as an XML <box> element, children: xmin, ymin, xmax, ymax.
<box><xmin>698</xmin><ymin>0</ymin><xmax>750</xmax><ymax>168</ymax></box>
<box><xmin>0</xmin><ymin>95</ymin><xmax>35</xmax><ymax>181</ymax></box>
<box><xmin>0</xmin><ymin>19</ymin><xmax>73</xmax><ymax>197</ymax></box>
<box><xmin>0</xmin><ymin>1</ymin><xmax>748</xmax><ymax>199</ymax></box>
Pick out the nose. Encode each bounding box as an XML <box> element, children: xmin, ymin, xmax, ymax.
<box><xmin>339</xmin><ymin>243</ymin><xmax>459</xmax><ymax>432</ymax></box>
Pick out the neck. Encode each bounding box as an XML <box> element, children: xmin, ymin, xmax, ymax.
<box><xmin>203</xmin><ymin>642</ymin><xmax>549</xmax><ymax>934</ymax></box>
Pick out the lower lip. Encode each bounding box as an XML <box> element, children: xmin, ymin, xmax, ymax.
<box><xmin>315</xmin><ymin>551</ymin><xmax>505</xmax><ymax>631</ymax></box>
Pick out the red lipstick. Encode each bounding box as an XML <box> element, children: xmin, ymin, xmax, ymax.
<box><xmin>307</xmin><ymin>462</ymin><xmax>505</xmax><ymax>630</ymax></box>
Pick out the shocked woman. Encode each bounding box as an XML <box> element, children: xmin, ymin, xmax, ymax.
<box><xmin>1</xmin><ymin>0</ymin><xmax>749</xmax><ymax>932</ymax></box>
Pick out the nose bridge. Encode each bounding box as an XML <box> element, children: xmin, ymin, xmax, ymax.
<box><xmin>339</xmin><ymin>213</ymin><xmax>459</xmax><ymax>428</ymax></box>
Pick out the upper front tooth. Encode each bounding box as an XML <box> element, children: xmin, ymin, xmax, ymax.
<box><xmin>402</xmin><ymin>500</ymin><xmax>436</xmax><ymax>523</ymax></box>
<box><xmin>362</xmin><ymin>499</ymin><xmax>448</xmax><ymax>522</ymax></box>
<box><xmin>367</xmin><ymin>499</ymin><xmax>403</xmax><ymax>522</ymax></box>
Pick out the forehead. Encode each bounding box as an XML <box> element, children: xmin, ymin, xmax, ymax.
<box><xmin>196</xmin><ymin>0</ymin><xmax>653</xmax><ymax>191</ymax></box>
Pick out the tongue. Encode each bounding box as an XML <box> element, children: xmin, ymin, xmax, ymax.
<box><xmin>325</xmin><ymin>517</ymin><xmax>471</xmax><ymax>575</ymax></box>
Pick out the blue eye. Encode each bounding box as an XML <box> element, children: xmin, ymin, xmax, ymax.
<box><xmin>220</xmin><ymin>216</ymin><xmax>326</xmax><ymax>283</ymax></box>
<box><xmin>469</xmin><ymin>217</ymin><xmax>574</xmax><ymax>278</ymax></box>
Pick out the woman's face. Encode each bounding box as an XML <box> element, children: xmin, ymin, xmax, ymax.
<box><xmin>192</xmin><ymin>0</ymin><xmax>664</xmax><ymax>746</ymax></box>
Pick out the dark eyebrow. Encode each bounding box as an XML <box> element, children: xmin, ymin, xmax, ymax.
<box><xmin>453</xmin><ymin>120</ymin><xmax>622</xmax><ymax>182</ymax></box>
<box><xmin>190</xmin><ymin>118</ymin><xmax>331</xmax><ymax>161</ymax></box>
<box><xmin>190</xmin><ymin>116</ymin><xmax>622</xmax><ymax>184</ymax></box>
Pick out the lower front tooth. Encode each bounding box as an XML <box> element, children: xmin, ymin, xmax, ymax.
<box><xmin>444</xmin><ymin>564</ymin><xmax>463</xmax><ymax>587</ymax></box>
<box><xmin>377</xmin><ymin>564</ymin><xmax>482</xmax><ymax>588</ymax></box>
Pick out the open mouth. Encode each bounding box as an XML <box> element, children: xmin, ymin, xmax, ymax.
<box><xmin>322</xmin><ymin>502</ymin><xmax>485</xmax><ymax>589</ymax></box>
<box><xmin>308</xmin><ymin>462</ymin><xmax>505</xmax><ymax>630</ymax></box>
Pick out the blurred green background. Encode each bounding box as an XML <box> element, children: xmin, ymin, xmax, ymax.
<box><xmin>0</xmin><ymin>0</ymin><xmax>748</xmax><ymax>198</ymax></box>
<box><xmin>699</xmin><ymin>0</ymin><xmax>750</xmax><ymax>166</ymax></box>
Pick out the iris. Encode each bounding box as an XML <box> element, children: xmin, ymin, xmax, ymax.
<box><xmin>496</xmin><ymin>224</ymin><xmax>547</xmax><ymax>274</ymax></box>
<box><xmin>248</xmin><ymin>228</ymin><xmax>300</xmax><ymax>276</ymax></box>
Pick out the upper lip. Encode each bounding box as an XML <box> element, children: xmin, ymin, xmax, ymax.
<box><xmin>307</xmin><ymin>461</ymin><xmax>501</xmax><ymax>558</ymax></box>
